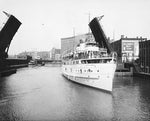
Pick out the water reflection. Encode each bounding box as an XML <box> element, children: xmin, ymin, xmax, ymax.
<box><xmin>0</xmin><ymin>65</ymin><xmax>150</xmax><ymax>120</ymax></box>
<box><xmin>113</xmin><ymin>76</ymin><xmax>150</xmax><ymax>121</ymax></box>
<box><xmin>63</xmin><ymin>81</ymin><xmax>113</xmax><ymax>121</ymax></box>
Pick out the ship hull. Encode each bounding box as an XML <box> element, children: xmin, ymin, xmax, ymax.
<box><xmin>62</xmin><ymin>63</ymin><xmax>116</xmax><ymax>92</ymax></box>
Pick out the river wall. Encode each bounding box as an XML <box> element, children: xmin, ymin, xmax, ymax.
<box><xmin>0</xmin><ymin>58</ymin><xmax>28</xmax><ymax>77</ymax></box>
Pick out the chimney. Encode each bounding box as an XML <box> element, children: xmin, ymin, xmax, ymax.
<box><xmin>121</xmin><ymin>35</ymin><xmax>124</xmax><ymax>39</ymax></box>
<box><xmin>107</xmin><ymin>37</ymin><xmax>110</xmax><ymax>43</ymax></box>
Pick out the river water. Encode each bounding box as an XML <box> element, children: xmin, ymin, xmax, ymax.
<box><xmin>0</xmin><ymin>64</ymin><xmax>150</xmax><ymax>121</ymax></box>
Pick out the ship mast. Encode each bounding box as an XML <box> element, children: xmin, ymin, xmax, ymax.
<box><xmin>88</xmin><ymin>13</ymin><xmax>91</xmax><ymax>33</ymax></box>
<box><xmin>73</xmin><ymin>27</ymin><xmax>75</xmax><ymax>51</ymax></box>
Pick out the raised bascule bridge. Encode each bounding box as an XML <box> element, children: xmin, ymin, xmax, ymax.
<box><xmin>0</xmin><ymin>12</ymin><xmax>28</xmax><ymax>76</ymax></box>
<box><xmin>89</xmin><ymin>16</ymin><xmax>112</xmax><ymax>54</ymax></box>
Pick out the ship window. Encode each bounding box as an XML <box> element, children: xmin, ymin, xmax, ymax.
<box><xmin>81</xmin><ymin>60</ymin><xmax>85</xmax><ymax>64</ymax></box>
<box><xmin>80</xmin><ymin>69</ymin><xmax>82</xmax><ymax>73</ymax></box>
<box><xmin>73</xmin><ymin>61</ymin><xmax>75</xmax><ymax>64</ymax></box>
<box><xmin>87</xmin><ymin>59</ymin><xmax>100</xmax><ymax>63</ymax></box>
<box><xmin>103</xmin><ymin>59</ymin><xmax>107</xmax><ymax>63</ymax></box>
<box><xmin>87</xmin><ymin>69</ymin><xmax>92</xmax><ymax>72</ymax></box>
<box><xmin>81</xmin><ymin>60</ymin><xmax>87</xmax><ymax>64</ymax></box>
<box><xmin>76</xmin><ymin>61</ymin><xmax>79</xmax><ymax>64</ymax></box>
<box><xmin>99</xmin><ymin>60</ymin><xmax>102</xmax><ymax>63</ymax></box>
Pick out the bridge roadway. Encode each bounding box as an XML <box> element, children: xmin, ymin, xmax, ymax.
<box><xmin>0</xmin><ymin>58</ymin><xmax>61</xmax><ymax>77</ymax></box>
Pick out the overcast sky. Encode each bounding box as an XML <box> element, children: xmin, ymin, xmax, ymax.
<box><xmin>0</xmin><ymin>0</ymin><xmax>150</xmax><ymax>55</ymax></box>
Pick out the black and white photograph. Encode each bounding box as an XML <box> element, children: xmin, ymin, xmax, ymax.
<box><xmin>0</xmin><ymin>0</ymin><xmax>150</xmax><ymax>120</ymax></box>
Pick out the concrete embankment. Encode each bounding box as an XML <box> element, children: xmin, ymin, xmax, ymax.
<box><xmin>115</xmin><ymin>62</ymin><xmax>133</xmax><ymax>77</ymax></box>
<box><xmin>115</xmin><ymin>62</ymin><xmax>150</xmax><ymax>78</ymax></box>
<box><xmin>0</xmin><ymin>69</ymin><xmax>17</xmax><ymax>77</ymax></box>
<box><xmin>115</xmin><ymin>70</ymin><xmax>133</xmax><ymax>77</ymax></box>
<box><xmin>134</xmin><ymin>72</ymin><xmax>150</xmax><ymax>79</ymax></box>
<box><xmin>0</xmin><ymin>59</ymin><xmax>29</xmax><ymax>77</ymax></box>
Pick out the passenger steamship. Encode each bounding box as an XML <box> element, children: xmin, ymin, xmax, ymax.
<box><xmin>62</xmin><ymin>16</ymin><xmax>117</xmax><ymax>92</ymax></box>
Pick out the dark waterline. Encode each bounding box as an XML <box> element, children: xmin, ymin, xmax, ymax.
<box><xmin>0</xmin><ymin>64</ymin><xmax>150</xmax><ymax>121</ymax></box>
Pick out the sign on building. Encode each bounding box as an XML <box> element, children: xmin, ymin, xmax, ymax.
<box><xmin>122</xmin><ymin>42</ymin><xmax>134</xmax><ymax>51</ymax></box>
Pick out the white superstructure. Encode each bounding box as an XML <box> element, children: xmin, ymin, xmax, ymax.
<box><xmin>62</xmin><ymin>42</ymin><xmax>117</xmax><ymax>92</ymax></box>
<box><xmin>61</xmin><ymin>16</ymin><xmax>117</xmax><ymax>92</ymax></box>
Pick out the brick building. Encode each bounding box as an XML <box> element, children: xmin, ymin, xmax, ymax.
<box><xmin>111</xmin><ymin>35</ymin><xmax>147</xmax><ymax>63</ymax></box>
<box><xmin>61</xmin><ymin>33</ymin><xmax>94</xmax><ymax>55</ymax></box>
<box><xmin>50</xmin><ymin>48</ymin><xmax>61</xmax><ymax>60</ymax></box>
<box><xmin>139</xmin><ymin>40</ymin><xmax>150</xmax><ymax>73</ymax></box>
<box><xmin>17</xmin><ymin>51</ymin><xmax>50</xmax><ymax>60</ymax></box>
